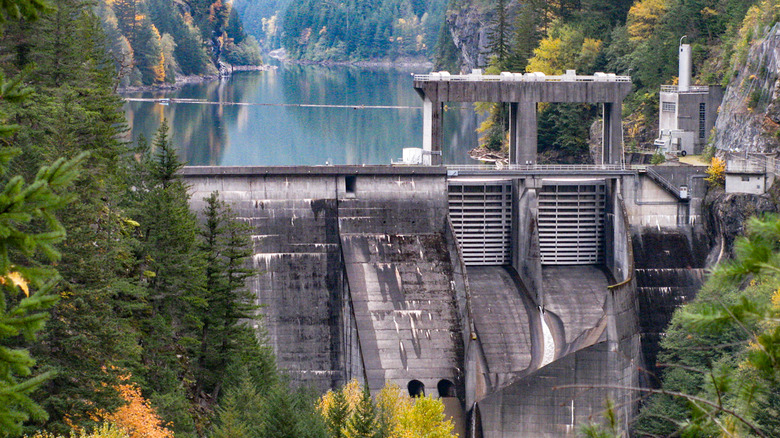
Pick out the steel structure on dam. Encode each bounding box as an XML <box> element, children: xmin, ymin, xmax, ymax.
<box><xmin>179</xmin><ymin>161</ymin><xmax>710</xmax><ymax>437</ymax></box>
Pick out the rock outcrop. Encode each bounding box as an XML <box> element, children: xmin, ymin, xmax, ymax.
<box><xmin>713</xmin><ymin>23</ymin><xmax>780</xmax><ymax>153</ymax></box>
<box><xmin>704</xmin><ymin>184</ymin><xmax>780</xmax><ymax>261</ymax></box>
<box><xmin>444</xmin><ymin>2</ymin><xmax>493</xmax><ymax>71</ymax></box>
<box><xmin>443</xmin><ymin>1</ymin><xmax>521</xmax><ymax>71</ymax></box>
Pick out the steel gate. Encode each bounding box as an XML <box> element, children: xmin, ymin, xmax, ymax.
<box><xmin>538</xmin><ymin>180</ymin><xmax>605</xmax><ymax>265</ymax></box>
<box><xmin>448</xmin><ymin>180</ymin><xmax>512</xmax><ymax>266</ymax></box>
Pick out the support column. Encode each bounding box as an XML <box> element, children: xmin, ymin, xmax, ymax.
<box><xmin>602</xmin><ymin>102</ymin><xmax>623</xmax><ymax>165</ymax></box>
<box><xmin>509</xmin><ymin>103</ymin><xmax>519</xmax><ymax>164</ymax></box>
<box><xmin>423</xmin><ymin>96</ymin><xmax>443</xmax><ymax>166</ymax></box>
<box><xmin>515</xmin><ymin>101</ymin><xmax>537</xmax><ymax>165</ymax></box>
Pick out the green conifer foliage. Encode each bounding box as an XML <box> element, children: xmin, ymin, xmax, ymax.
<box><xmin>124</xmin><ymin>121</ymin><xmax>206</xmax><ymax>436</ymax></box>
<box><xmin>325</xmin><ymin>389</ymin><xmax>351</xmax><ymax>438</ymax></box>
<box><xmin>346</xmin><ymin>387</ymin><xmax>378</xmax><ymax>438</ymax></box>
<box><xmin>209</xmin><ymin>369</ymin><xmax>265</xmax><ymax>438</ymax></box>
<box><xmin>0</xmin><ymin>153</ymin><xmax>86</xmax><ymax>438</ymax></box>
<box><xmin>196</xmin><ymin>191</ymin><xmax>257</xmax><ymax>398</ymax></box>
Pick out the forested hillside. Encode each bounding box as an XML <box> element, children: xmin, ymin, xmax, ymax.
<box><xmin>280</xmin><ymin>0</ymin><xmax>447</xmax><ymax>62</ymax></box>
<box><xmin>443</xmin><ymin>0</ymin><xmax>761</xmax><ymax>160</ymax></box>
<box><xmin>96</xmin><ymin>0</ymin><xmax>262</xmax><ymax>87</ymax></box>
<box><xmin>0</xmin><ymin>1</ymin><xmax>304</xmax><ymax>437</ymax></box>
<box><xmin>233</xmin><ymin>0</ymin><xmax>292</xmax><ymax>51</ymax></box>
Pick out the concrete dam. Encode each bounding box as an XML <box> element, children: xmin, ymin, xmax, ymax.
<box><xmin>183</xmin><ymin>163</ymin><xmax>706</xmax><ymax>437</ymax></box>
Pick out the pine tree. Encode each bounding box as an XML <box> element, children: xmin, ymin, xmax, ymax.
<box><xmin>196</xmin><ymin>191</ymin><xmax>256</xmax><ymax>399</ymax></box>
<box><xmin>0</xmin><ymin>152</ymin><xmax>86</xmax><ymax>438</ymax></box>
<box><xmin>486</xmin><ymin>0</ymin><xmax>510</xmax><ymax>68</ymax></box>
<box><xmin>209</xmin><ymin>369</ymin><xmax>264</xmax><ymax>438</ymax></box>
<box><xmin>0</xmin><ymin>4</ymin><xmax>149</xmax><ymax>433</ymax></box>
<box><xmin>264</xmin><ymin>386</ymin><xmax>300</xmax><ymax>438</ymax></box>
<box><xmin>325</xmin><ymin>389</ymin><xmax>351</xmax><ymax>438</ymax></box>
<box><xmin>124</xmin><ymin>121</ymin><xmax>206</xmax><ymax>436</ymax></box>
<box><xmin>345</xmin><ymin>387</ymin><xmax>378</xmax><ymax>438</ymax></box>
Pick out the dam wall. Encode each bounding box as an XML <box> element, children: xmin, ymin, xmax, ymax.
<box><xmin>179</xmin><ymin>166</ymin><xmax>690</xmax><ymax>437</ymax></box>
<box><xmin>183</xmin><ymin>166</ymin><xmax>466</xmax><ymax>397</ymax></box>
<box><xmin>632</xmin><ymin>226</ymin><xmax>708</xmax><ymax>379</ymax></box>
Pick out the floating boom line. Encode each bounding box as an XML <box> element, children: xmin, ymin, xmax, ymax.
<box><xmin>123</xmin><ymin>97</ymin><xmax>423</xmax><ymax>110</ymax></box>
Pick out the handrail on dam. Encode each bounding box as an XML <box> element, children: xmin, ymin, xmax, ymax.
<box><xmin>414</xmin><ymin>72</ymin><xmax>631</xmax><ymax>83</ymax></box>
<box><xmin>445</xmin><ymin>164</ymin><xmax>631</xmax><ymax>172</ymax></box>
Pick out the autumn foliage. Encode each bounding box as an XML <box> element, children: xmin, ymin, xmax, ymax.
<box><xmin>94</xmin><ymin>376</ymin><xmax>173</xmax><ymax>438</ymax></box>
<box><xmin>706</xmin><ymin>157</ymin><xmax>726</xmax><ymax>187</ymax></box>
<box><xmin>318</xmin><ymin>380</ymin><xmax>456</xmax><ymax>438</ymax></box>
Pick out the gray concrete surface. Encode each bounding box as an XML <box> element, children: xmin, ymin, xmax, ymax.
<box><xmin>542</xmin><ymin>266</ymin><xmax>609</xmax><ymax>357</ymax></box>
<box><xmin>414</xmin><ymin>77</ymin><xmax>632</xmax><ymax>165</ymax></box>
<box><xmin>467</xmin><ymin>266</ymin><xmax>542</xmax><ymax>390</ymax></box>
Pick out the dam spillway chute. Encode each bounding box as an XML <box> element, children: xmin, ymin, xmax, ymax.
<box><xmin>537</xmin><ymin>179</ymin><xmax>606</xmax><ymax>265</ymax></box>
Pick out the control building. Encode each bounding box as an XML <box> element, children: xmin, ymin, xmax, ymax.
<box><xmin>655</xmin><ymin>44</ymin><xmax>723</xmax><ymax>156</ymax></box>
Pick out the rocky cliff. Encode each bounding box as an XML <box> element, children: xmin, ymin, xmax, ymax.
<box><xmin>442</xmin><ymin>0</ymin><xmax>521</xmax><ymax>71</ymax></box>
<box><xmin>704</xmin><ymin>184</ymin><xmax>780</xmax><ymax>261</ymax></box>
<box><xmin>713</xmin><ymin>22</ymin><xmax>780</xmax><ymax>153</ymax></box>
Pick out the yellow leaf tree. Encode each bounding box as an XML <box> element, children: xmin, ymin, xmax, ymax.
<box><xmin>627</xmin><ymin>0</ymin><xmax>670</xmax><ymax>42</ymax></box>
<box><xmin>705</xmin><ymin>157</ymin><xmax>726</xmax><ymax>187</ymax></box>
<box><xmin>318</xmin><ymin>380</ymin><xmax>456</xmax><ymax>438</ymax></box>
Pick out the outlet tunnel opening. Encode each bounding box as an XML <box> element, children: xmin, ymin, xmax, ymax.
<box><xmin>408</xmin><ymin>380</ymin><xmax>425</xmax><ymax>397</ymax></box>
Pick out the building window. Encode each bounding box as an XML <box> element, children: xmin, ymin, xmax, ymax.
<box><xmin>699</xmin><ymin>103</ymin><xmax>706</xmax><ymax>139</ymax></box>
<box><xmin>741</xmin><ymin>176</ymin><xmax>750</xmax><ymax>182</ymax></box>
<box><xmin>662</xmin><ymin>102</ymin><xmax>676</xmax><ymax>112</ymax></box>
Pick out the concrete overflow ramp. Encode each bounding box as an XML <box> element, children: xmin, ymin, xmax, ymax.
<box><xmin>337</xmin><ymin>175</ymin><xmax>465</xmax><ymax>397</ymax></box>
<box><xmin>466</xmin><ymin>266</ymin><xmax>542</xmax><ymax>390</ymax></box>
<box><xmin>541</xmin><ymin>265</ymin><xmax>610</xmax><ymax>358</ymax></box>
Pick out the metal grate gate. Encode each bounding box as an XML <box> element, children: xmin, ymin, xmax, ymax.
<box><xmin>448</xmin><ymin>180</ymin><xmax>512</xmax><ymax>266</ymax></box>
<box><xmin>538</xmin><ymin>181</ymin><xmax>605</xmax><ymax>265</ymax></box>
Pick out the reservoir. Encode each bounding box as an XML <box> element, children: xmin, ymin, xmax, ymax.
<box><xmin>123</xmin><ymin>64</ymin><xmax>479</xmax><ymax>166</ymax></box>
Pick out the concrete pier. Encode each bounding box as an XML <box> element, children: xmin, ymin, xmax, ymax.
<box><xmin>414</xmin><ymin>72</ymin><xmax>633</xmax><ymax>165</ymax></box>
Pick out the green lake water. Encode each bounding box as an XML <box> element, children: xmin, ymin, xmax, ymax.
<box><xmin>123</xmin><ymin>64</ymin><xmax>479</xmax><ymax>166</ymax></box>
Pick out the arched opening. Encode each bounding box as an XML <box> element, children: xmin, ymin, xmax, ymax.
<box><xmin>437</xmin><ymin>379</ymin><xmax>456</xmax><ymax>398</ymax></box>
<box><xmin>407</xmin><ymin>380</ymin><xmax>425</xmax><ymax>397</ymax></box>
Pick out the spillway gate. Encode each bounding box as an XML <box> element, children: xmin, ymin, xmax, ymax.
<box><xmin>448</xmin><ymin>178</ymin><xmax>607</xmax><ymax>266</ymax></box>
<box><xmin>448</xmin><ymin>180</ymin><xmax>512</xmax><ymax>266</ymax></box>
<box><xmin>538</xmin><ymin>181</ymin><xmax>606</xmax><ymax>264</ymax></box>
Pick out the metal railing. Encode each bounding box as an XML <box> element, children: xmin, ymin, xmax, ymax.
<box><xmin>445</xmin><ymin>164</ymin><xmax>630</xmax><ymax>172</ymax></box>
<box><xmin>646</xmin><ymin>167</ymin><xmax>685</xmax><ymax>199</ymax></box>
<box><xmin>414</xmin><ymin>73</ymin><xmax>631</xmax><ymax>83</ymax></box>
<box><xmin>660</xmin><ymin>85</ymin><xmax>711</xmax><ymax>93</ymax></box>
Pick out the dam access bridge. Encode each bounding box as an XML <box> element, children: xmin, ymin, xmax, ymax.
<box><xmin>182</xmin><ymin>160</ymin><xmax>704</xmax><ymax>437</ymax></box>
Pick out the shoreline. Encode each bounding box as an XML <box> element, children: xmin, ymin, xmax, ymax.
<box><xmin>117</xmin><ymin>55</ymin><xmax>435</xmax><ymax>94</ymax></box>
<box><xmin>268</xmin><ymin>50</ymin><xmax>433</xmax><ymax>70</ymax></box>
<box><xmin>117</xmin><ymin>64</ymin><xmax>276</xmax><ymax>94</ymax></box>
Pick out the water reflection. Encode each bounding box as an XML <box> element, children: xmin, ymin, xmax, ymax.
<box><xmin>123</xmin><ymin>64</ymin><xmax>478</xmax><ymax>166</ymax></box>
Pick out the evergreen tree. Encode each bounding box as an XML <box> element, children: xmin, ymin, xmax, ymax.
<box><xmin>124</xmin><ymin>121</ymin><xmax>206</xmax><ymax>436</ymax></box>
<box><xmin>0</xmin><ymin>1</ymin><xmax>141</xmax><ymax>435</ymax></box>
<box><xmin>486</xmin><ymin>0</ymin><xmax>509</xmax><ymax>68</ymax></box>
<box><xmin>346</xmin><ymin>387</ymin><xmax>378</xmax><ymax>438</ymax></box>
<box><xmin>209</xmin><ymin>369</ymin><xmax>265</xmax><ymax>438</ymax></box>
<box><xmin>325</xmin><ymin>389</ymin><xmax>351</xmax><ymax>438</ymax></box>
<box><xmin>196</xmin><ymin>191</ymin><xmax>256</xmax><ymax>399</ymax></box>
<box><xmin>264</xmin><ymin>386</ymin><xmax>300</xmax><ymax>438</ymax></box>
<box><xmin>0</xmin><ymin>151</ymin><xmax>86</xmax><ymax>437</ymax></box>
